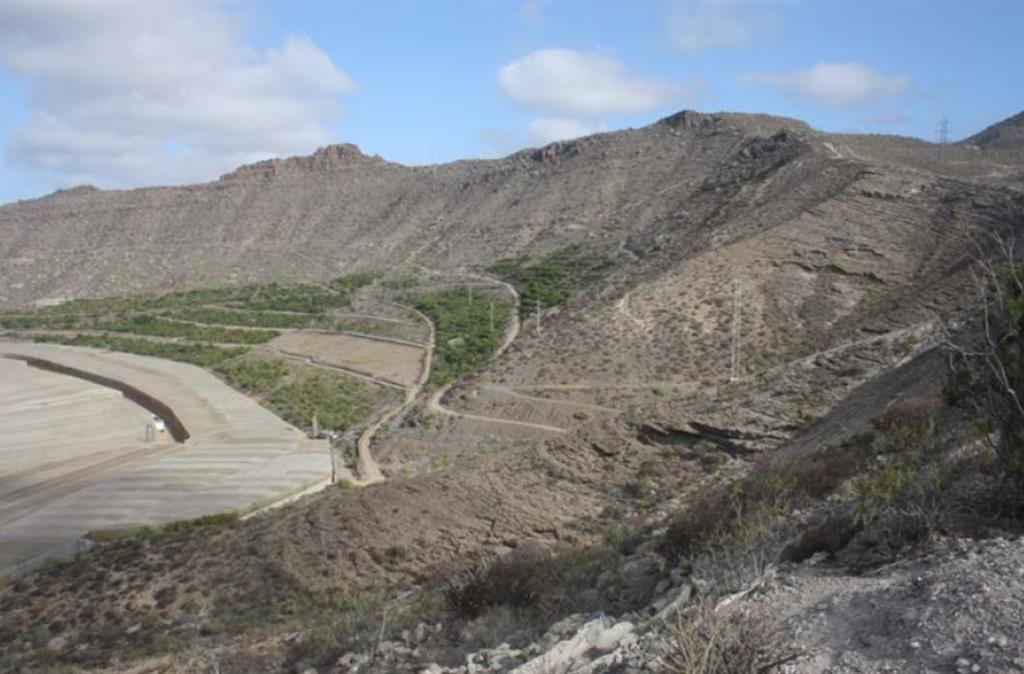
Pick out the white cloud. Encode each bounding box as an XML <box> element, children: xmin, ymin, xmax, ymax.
<box><xmin>498</xmin><ymin>48</ymin><xmax>698</xmax><ymax>117</ymax></box>
<box><xmin>0</xmin><ymin>1</ymin><xmax>354</xmax><ymax>190</ymax></box>
<box><xmin>519</xmin><ymin>0</ymin><xmax>548</xmax><ymax>28</ymax></box>
<box><xmin>528</xmin><ymin>117</ymin><xmax>606</xmax><ymax>145</ymax></box>
<box><xmin>739</xmin><ymin>63</ymin><xmax>909</xmax><ymax>108</ymax></box>
<box><xmin>667</xmin><ymin>1</ymin><xmax>754</xmax><ymax>54</ymax></box>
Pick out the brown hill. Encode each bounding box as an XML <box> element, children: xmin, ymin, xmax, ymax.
<box><xmin>960</xmin><ymin>109</ymin><xmax>1024</xmax><ymax>150</ymax></box>
<box><xmin>2</xmin><ymin>110</ymin><xmax>1020</xmax><ymax>309</ymax></box>
<box><xmin>3</xmin><ymin>110</ymin><xmax>1024</xmax><ymax>673</ymax></box>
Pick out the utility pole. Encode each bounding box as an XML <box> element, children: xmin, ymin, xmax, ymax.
<box><xmin>535</xmin><ymin>298</ymin><xmax>542</xmax><ymax>335</ymax></box>
<box><xmin>489</xmin><ymin>300</ymin><xmax>495</xmax><ymax>333</ymax></box>
<box><xmin>729</xmin><ymin>279</ymin><xmax>742</xmax><ymax>382</ymax></box>
<box><xmin>937</xmin><ymin>117</ymin><xmax>949</xmax><ymax>161</ymax></box>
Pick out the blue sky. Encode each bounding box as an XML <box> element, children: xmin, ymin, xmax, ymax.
<box><xmin>1</xmin><ymin>0</ymin><xmax>1021</xmax><ymax>203</ymax></box>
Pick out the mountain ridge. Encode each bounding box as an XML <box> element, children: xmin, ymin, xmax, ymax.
<box><xmin>1</xmin><ymin>109</ymin><xmax>1021</xmax><ymax>308</ymax></box>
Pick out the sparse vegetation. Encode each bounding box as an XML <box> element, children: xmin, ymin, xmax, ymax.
<box><xmin>135</xmin><ymin>512</ymin><xmax>240</xmax><ymax>540</ymax></box>
<box><xmin>948</xmin><ymin>242</ymin><xmax>1024</xmax><ymax>489</ymax></box>
<box><xmin>658</xmin><ymin>601</ymin><xmax>800</xmax><ymax>674</ymax></box>
<box><xmin>331</xmin><ymin>316</ymin><xmax>420</xmax><ymax>341</ymax></box>
<box><xmin>285</xmin><ymin>590</ymin><xmax>444</xmax><ymax>672</ymax></box>
<box><xmin>167</xmin><ymin>306</ymin><xmax>322</xmax><ymax>328</ymax></box>
<box><xmin>266</xmin><ymin>371</ymin><xmax>378</xmax><ymax>431</ymax></box>
<box><xmin>328</xmin><ymin>272</ymin><xmax>377</xmax><ymax>295</ymax></box>
<box><xmin>442</xmin><ymin>543</ymin><xmax>628</xmax><ymax>623</ymax></box>
<box><xmin>487</xmin><ymin>245</ymin><xmax>613</xmax><ymax>314</ymax></box>
<box><xmin>28</xmin><ymin>333</ymin><xmax>248</xmax><ymax>366</ymax></box>
<box><xmin>230</xmin><ymin>282</ymin><xmax>349</xmax><ymax>313</ymax></box>
<box><xmin>214</xmin><ymin>358</ymin><xmax>289</xmax><ymax>394</ymax></box>
<box><xmin>0</xmin><ymin>312</ymin><xmax>86</xmax><ymax>330</ymax></box>
<box><xmin>93</xmin><ymin>315</ymin><xmax>278</xmax><ymax>344</ymax></box>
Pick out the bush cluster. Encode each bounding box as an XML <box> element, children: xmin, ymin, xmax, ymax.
<box><xmin>442</xmin><ymin>544</ymin><xmax>617</xmax><ymax>622</ymax></box>
<box><xmin>413</xmin><ymin>290</ymin><xmax>512</xmax><ymax>388</ymax></box>
<box><xmin>169</xmin><ymin>307</ymin><xmax>321</xmax><ymax>329</ymax></box>
<box><xmin>214</xmin><ymin>358</ymin><xmax>289</xmax><ymax>394</ymax></box>
<box><xmin>658</xmin><ymin>601</ymin><xmax>800</xmax><ymax>674</ymax></box>
<box><xmin>94</xmin><ymin>315</ymin><xmax>278</xmax><ymax>344</ymax></box>
<box><xmin>488</xmin><ymin>245</ymin><xmax>613</xmax><ymax>315</ymax></box>
<box><xmin>266</xmin><ymin>371</ymin><xmax>374</xmax><ymax>431</ymax></box>
<box><xmin>30</xmin><ymin>333</ymin><xmax>247</xmax><ymax>367</ymax></box>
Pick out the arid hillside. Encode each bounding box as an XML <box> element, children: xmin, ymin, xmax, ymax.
<box><xmin>2</xmin><ymin>110</ymin><xmax>1021</xmax><ymax>308</ymax></box>
<box><xmin>2</xmin><ymin>110</ymin><xmax>1024</xmax><ymax>674</ymax></box>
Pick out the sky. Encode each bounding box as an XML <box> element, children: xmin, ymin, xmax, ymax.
<box><xmin>0</xmin><ymin>0</ymin><xmax>1021</xmax><ymax>204</ymax></box>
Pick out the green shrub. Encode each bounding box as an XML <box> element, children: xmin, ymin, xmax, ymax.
<box><xmin>413</xmin><ymin>290</ymin><xmax>512</xmax><ymax>388</ymax></box>
<box><xmin>0</xmin><ymin>312</ymin><xmax>86</xmax><ymax>330</ymax></box>
<box><xmin>93</xmin><ymin>315</ymin><xmax>278</xmax><ymax>344</ymax></box>
<box><xmin>661</xmin><ymin>472</ymin><xmax>795</xmax><ymax>564</ymax></box>
<box><xmin>328</xmin><ymin>272</ymin><xmax>377</xmax><ymax>294</ymax></box>
<box><xmin>286</xmin><ymin>590</ymin><xmax>444</xmax><ymax>671</ymax></box>
<box><xmin>215</xmin><ymin>359</ymin><xmax>289</xmax><ymax>394</ymax></box>
<box><xmin>231</xmin><ymin>283</ymin><xmax>348</xmax><ymax>313</ymax></box>
<box><xmin>442</xmin><ymin>544</ymin><xmax>620</xmax><ymax>622</ymax></box>
<box><xmin>29</xmin><ymin>334</ymin><xmax>247</xmax><ymax>367</ymax></box>
<box><xmin>168</xmin><ymin>307</ymin><xmax>321</xmax><ymax>329</ymax></box>
<box><xmin>871</xmin><ymin>396</ymin><xmax>943</xmax><ymax>453</ymax></box>
<box><xmin>266</xmin><ymin>372</ymin><xmax>374</xmax><ymax>431</ymax></box>
<box><xmin>948</xmin><ymin>258</ymin><xmax>1024</xmax><ymax>488</ymax></box>
<box><xmin>487</xmin><ymin>245</ymin><xmax>613</xmax><ymax>316</ymax></box>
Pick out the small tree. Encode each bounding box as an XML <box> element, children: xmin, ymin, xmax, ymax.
<box><xmin>948</xmin><ymin>234</ymin><xmax>1024</xmax><ymax>488</ymax></box>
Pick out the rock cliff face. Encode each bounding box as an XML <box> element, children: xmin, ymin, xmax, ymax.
<box><xmin>3</xmin><ymin>110</ymin><xmax>1020</xmax><ymax>309</ymax></box>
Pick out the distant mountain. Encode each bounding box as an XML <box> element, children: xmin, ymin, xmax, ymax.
<box><xmin>961</xmin><ymin>110</ymin><xmax>1024</xmax><ymax>150</ymax></box>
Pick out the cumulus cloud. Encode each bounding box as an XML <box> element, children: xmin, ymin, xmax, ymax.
<box><xmin>739</xmin><ymin>63</ymin><xmax>909</xmax><ymax>108</ymax></box>
<box><xmin>667</xmin><ymin>1</ymin><xmax>755</xmax><ymax>54</ymax></box>
<box><xmin>498</xmin><ymin>48</ymin><xmax>699</xmax><ymax>118</ymax></box>
<box><xmin>528</xmin><ymin>117</ymin><xmax>606</xmax><ymax>145</ymax></box>
<box><xmin>0</xmin><ymin>1</ymin><xmax>354</xmax><ymax>191</ymax></box>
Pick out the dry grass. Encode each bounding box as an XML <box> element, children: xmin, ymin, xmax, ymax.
<box><xmin>657</xmin><ymin>601</ymin><xmax>800</xmax><ymax>674</ymax></box>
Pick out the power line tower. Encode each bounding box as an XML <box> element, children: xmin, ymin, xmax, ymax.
<box><xmin>729</xmin><ymin>278</ymin><xmax>742</xmax><ymax>382</ymax></box>
<box><xmin>936</xmin><ymin>117</ymin><xmax>950</xmax><ymax>160</ymax></box>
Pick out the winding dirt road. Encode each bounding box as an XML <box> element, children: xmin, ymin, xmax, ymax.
<box><xmin>352</xmin><ymin>304</ymin><xmax>435</xmax><ymax>484</ymax></box>
<box><xmin>420</xmin><ymin>271</ymin><xmax>576</xmax><ymax>435</ymax></box>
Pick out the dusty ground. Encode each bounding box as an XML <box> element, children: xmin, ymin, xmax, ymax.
<box><xmin>267</xmin><ymin>331</ymin><xmax>425</xmax><ymax>388</ymax></box>
<box><xmin>768</xmin><ymin>536</ymin><xmax>1024</xmax><ymax>674</ymax></box>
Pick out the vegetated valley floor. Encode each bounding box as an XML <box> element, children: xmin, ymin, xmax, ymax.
<box><xmin>0</xmin><ymin>109</ymin><xmax>1023</xmax><ymax>673</ymax></box>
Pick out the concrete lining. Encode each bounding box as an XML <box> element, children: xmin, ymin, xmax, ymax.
<box><xmin>3</xmin><ymin>354</ymin><xmax>190</xmax><ymax>442</ymax></box>
<box><xmin>0</xmin><ymin>342</ymin><xmax>332</xmax><ymax>577</ymax></box>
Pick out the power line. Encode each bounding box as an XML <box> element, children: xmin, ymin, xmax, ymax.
<box><xmin>937</xmin><ymin>117</ymin><xmax>950</xmax><ymax>160</ymax></box>
<box><xmin>730</xmin><ymin>278</ymin><xmax>742</xmax><ymax>382</ymax></box>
